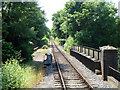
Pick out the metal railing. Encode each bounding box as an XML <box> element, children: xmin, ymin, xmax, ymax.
<box><xmin>72</xmin><ymin>45</ymin><xmax>101</xmax><ymax>60</ymax></box>
<box><xmin>109</xmin><ymin>66</ymin><xmax>120</xmax><ymax>81</ymax></box>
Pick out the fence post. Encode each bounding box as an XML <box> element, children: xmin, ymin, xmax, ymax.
<box><xmin>88</xmin><ymin>48</ymin><xmax>90</xmax><ymax>56</ymax></box>
<box><xmin>78</xmin><ymin>46</ymin><xmax>79</xmax><ymax>52</ymax></box>
<box><xmin>80</xmin><ymin>46</ymin><xmax>82</xmax><ymax>53</ymax></box>
<box><xmin>98</xmin><ymin>51</ymin><xmax>100</xmax><ymax>60</ymax></box>
<box><xmin>93</xmin><ymin>50</ymin><xmax>94</xmax><ymax>58</ymax></box>
<box><xmin>84</xmin><ymin>47</ymin><xmax>86</xmax><ymax>54</ymax></box>
<box><xmin>100</xmin><ymin>46</ymin><xmax>118</xmax><ymax>81</ymax></box>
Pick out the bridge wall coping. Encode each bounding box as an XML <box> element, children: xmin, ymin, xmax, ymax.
<box><xmin>100</xmin><ymin>46</ymin><xmax>118</xmax><ymax>81</ymax></box>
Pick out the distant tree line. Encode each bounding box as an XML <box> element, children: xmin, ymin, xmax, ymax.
<box><xmin>2</xmin><ymin>2</ymin><xmax>50</xmax><ymax>62</ymax></box>
<box><xmin>52</xmin><ymin>1</ymin><xmax>120</xmax><ymax>49</ymax></box>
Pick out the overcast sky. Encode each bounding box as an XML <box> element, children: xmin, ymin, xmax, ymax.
<box><xmin>38</xmin><ymin>0</ymin><xmax>119</xmax><ymax>30</ymax></box>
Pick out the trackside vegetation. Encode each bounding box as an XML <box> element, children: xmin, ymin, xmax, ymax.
<box><xmin>2</xmin><ymin>2</ymin><xmax>50</xmax><ymax>63</ymax></box>
<box><xmin>52</xmin><ymin>1</ymin><xmax>120</xmax><ymax>49</ymax></box>
<box><xmin>1</xmin><ymin>1</ymin><xmax>120</xmax><ymax>89</ymax></box>
<box><xmin>2</xmin><ymin>59</ymin><xmax>44</xmax><ymax>88</ymax></box>
<box><xmin>2</xmin><ymin>2</ymin><xmax>49</xmax><ymax>89</ymax></box>
<box><xmin>52</xmin><ymin>1</ymin><xmax>120</xmax><ymax>69</ymax></box>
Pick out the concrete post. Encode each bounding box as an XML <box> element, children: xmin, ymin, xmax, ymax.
<box><xmin>100</xmin><ymin>46</ymin><xmax>118</xmax><ymax>81</ymax></box>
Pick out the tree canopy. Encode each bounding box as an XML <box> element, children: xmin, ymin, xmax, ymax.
<box><xmin>2</xmin><ymin>2</ymin><xmax>50</xmax><ymax>62</ymax></box>
<box><xmin>52</xmin><ymin>1</ymin><xmax>120</xmax><ymax>49</ymax></box>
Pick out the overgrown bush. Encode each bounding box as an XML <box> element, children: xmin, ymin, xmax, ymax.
<box><xmin>19</xmin><ymin>42</ymin><xmax>33</xmax><ymax>62</ymax></box>
<box><xmin>64</xmin><ymin>36</ymin><xmax>74</xmax><ymax>53</ymax></box>
<box><xmin>2</xmin><ymin>40</ymin><xmax>19</xmax><ymax>63</ymax></box>
<box><xmin>2</xmin><ymin>58</ymin><xmax>44</xmax><ymax>89</ymax></box>
<box><xmin>2</xmin><ymin>59</ymin><xmax>26</xmax><ymax>89</ymax></box>
<box><xmin>42</xmin><ymin>36</ymin><xmax>49</xmax><ymax>45</ymax></box>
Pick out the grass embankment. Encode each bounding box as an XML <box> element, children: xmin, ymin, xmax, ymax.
<box><xmin>2</xmin><ymin>46</ymin><xmax>49</xmax><ymax>89</ymax></box>
<box><xmin>2</xmin><ymin>58</ymin><xmax>44</xmax><ymax>88</ymax></box>
<box><xmin>22</xmin><ymin>61</ymin><xmax>44</xmax><ymax>88</ymax></box>
<box><xmin>25</xmin><ymin>47</ymin><xmax>48</xmax><ymax>88</ymax></box>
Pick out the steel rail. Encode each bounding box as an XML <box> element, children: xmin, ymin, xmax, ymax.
<box><xmin>52</xmin><ymin>42</ymin><xmax>67</xmax><ymax>90</ymax></box>
<box><xmin>52</xmin><ymin>39</ymin><xmax>94</xmax><ymax>90</ymax></box>
<box><xmin>109</xmin><ymin>66</ymin><xmax>120</xmax><ymax>74</ymax></box>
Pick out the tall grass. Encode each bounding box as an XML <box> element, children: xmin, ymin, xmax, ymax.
<box><xmin>22</xmin><ymin>61</ymin><xmax>44</xmax><ymax>88</ymax></box>
<box><xmin>2</xmin><ymin>59</ymin><xmax>44</xmax><ymax>89</ymax></box>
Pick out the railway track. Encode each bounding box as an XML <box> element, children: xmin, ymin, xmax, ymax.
<box><xmin>51</xmin><ymin>39</ymin><xmax>93</xmax><ymax>89</ymax></box>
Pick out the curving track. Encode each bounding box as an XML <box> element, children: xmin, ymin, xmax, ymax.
<box><xmin>51</xmin><ymin>39</ymin><xmax>93</xmax><ymax>89</ymax></box>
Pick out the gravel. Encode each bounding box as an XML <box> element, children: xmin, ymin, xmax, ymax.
<box><xmin>36</xmin><ymin>41</ymin><xmax>117</xmax><ymax>88</ymax></box>
<box><xmin>36</xmin><ymin>42</ymin><xmax>55</xmax><ymax>88</ymax></box>
<box><xmin>37</xmin><ymin>64</ymin><xmax>55</xmax><ymax>88</ymax></box>
<box><xmin>57</xmin><ymin>45</ymin><xmax>116</xmax><ymax>88</ymax></box>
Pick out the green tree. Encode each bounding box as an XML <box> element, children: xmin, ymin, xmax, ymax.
<box><xmin>52</xmin><ymin>10</ymin><xmax>67</xmax><ymax>39</ymax></box>
<box><xmin>2</xmin><ymin>2</ymin><xmax>49</xmax><ymax>62</ymax></box>
<box><xmin>52</xmin><ymin>1</ymin><xmax>119</xmax><ymax>49</ymax></box>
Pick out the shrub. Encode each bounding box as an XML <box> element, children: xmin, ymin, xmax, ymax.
<box><xmin>42</xmin><ymin>36</ymin><xmax>49</xmax><ymax>45</ymax></box>
<box><xmin>64</xmin><ymin>35</ymin><xmax>74</xmax><ymax>53</ymax></box>
<box><xmin>55</xmin><ymin>37</ymin><xmax>60</xmax><ymax>44</ymax></box>
<box><xmin>19</xmin><ymin>42</ymin><xmax>33</xmax><ymax>62</ymax></box>
<box><xmin>2</xmin><ymin>40</ymin><xmax>19</xmax><ymax>63</ymax></box>
<box><xmin>2</xmin><ymin>59</ymin><xmax>44</xmax><ymax>89</ymax></box>
<box><xmin>2</xmin><ymin>59</ymin><xmax>26</xmax><ymax>89</ymax></box>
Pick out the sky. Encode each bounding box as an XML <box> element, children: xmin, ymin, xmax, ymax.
<box><xmin>38</xmin><ymin>0</ymin><xmax>119</xmax><ymax>30</ymax></box>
